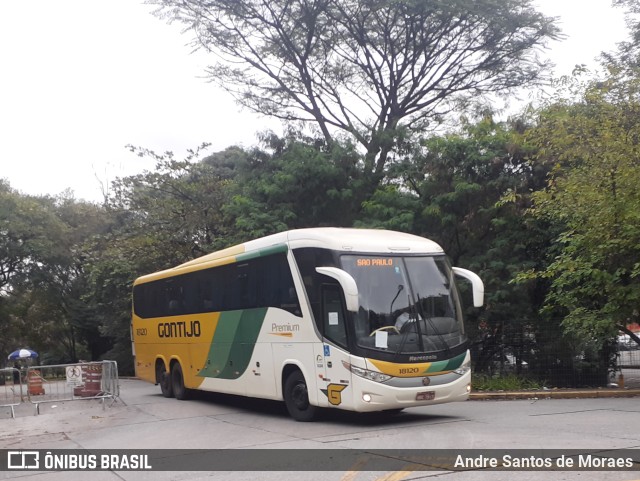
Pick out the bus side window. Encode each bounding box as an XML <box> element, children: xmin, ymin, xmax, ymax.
<box><xmin>166</xmin><ymin>280</ymin><xmax>183</xmax><ymax>315</ymax></box>
<box><xmin>321</xmin><ymin>284</ymin><xmax>348</xmax><ymax>348</ymax></box>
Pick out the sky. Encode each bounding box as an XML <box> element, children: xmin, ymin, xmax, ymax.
<box><xmin>0</xmin><ymin>1</ymin><xmax>629</xmax><ymax>203</ymax></box>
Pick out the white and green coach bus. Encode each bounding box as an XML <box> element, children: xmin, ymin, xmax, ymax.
<box><xmin>132</xmin><ymin>228</ymin><xmax>484</xmax><ymax>421</ymax></box>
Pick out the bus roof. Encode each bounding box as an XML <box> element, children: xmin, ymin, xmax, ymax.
<box><xmin>134</xmin><ymin>228</ymin><xmax>444</xmax><ymax>285</ymax></box>
<box><xmin>279</xmin><ymin>227</ymin><xmax>443</xmax><ymax>253</ymax></box>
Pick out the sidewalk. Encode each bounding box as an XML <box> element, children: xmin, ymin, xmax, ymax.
<box><xmin>470</xmin><ymin>367</ymin><xmax>640</xmax><ymax>400</ymax></box>
<box><xmin>470</xmin><ymin>387</ymin><xmax>640</xmax><ymax>400</ymax></box>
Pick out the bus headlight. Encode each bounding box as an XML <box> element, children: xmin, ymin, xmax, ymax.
<box><xmin>453</xmin><ymin>360</ymin><xmax>471</xmax><ymax>376</ymax></box>
<box><xmin>342</xmin><ymin>361</ymin><xmax>392</xmax><ymax>383</ymax></box>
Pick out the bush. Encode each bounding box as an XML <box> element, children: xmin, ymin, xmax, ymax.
<box><xmin>472</xmin><ymin>373</ymin><xmax>544</xmax><ymax>391</ymax></box>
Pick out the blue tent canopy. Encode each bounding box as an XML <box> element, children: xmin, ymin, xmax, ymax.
<box><xmin>7</xmin><ymin>348</ymin><xmax>38</xmax><ymax>360</ymax></box>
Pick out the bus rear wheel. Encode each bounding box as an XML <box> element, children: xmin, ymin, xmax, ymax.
<box><xmin>171</xmin><ymin>362</ymin><xmax>191</xmax><ymax>400</ymax></box>
<box><xmin>157</xmin><ymin>363</ymin><xmax>173</xmax><ymax>398</ymax></box>
<box><xmin>284</xmin><ymin>370</ymin><xmax>318</xmax><ymax>422</ymax></box>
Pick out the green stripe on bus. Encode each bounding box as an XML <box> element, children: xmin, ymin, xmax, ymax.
<box><xmin>421</xmin><ymin>352</ymin><xmax>466</xmax><ymax>374</ymax></box>
<box><xmin>441</xmin><ymin>352</ymin><xmax>466</xmax><ymax>371</ymax></box>
<box><xmin>236</xmin><ymin>244</ymin><xmax>288</xmax><ymax>262</ymax></box>
<box><xmin>198</xmin><ymin>308</ymin><xmax>267</xmax><ymax>380</ymax></box>
<box><xmin>423</xmin><ymin>360</ymin><xmax>448</xmax><ymax>373</ymax></box>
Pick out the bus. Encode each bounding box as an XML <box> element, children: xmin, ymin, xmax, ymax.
<box><xmin>131</xmin><ymin>228</ymin><xmax>484</xmax><ymax>421</ymax></box>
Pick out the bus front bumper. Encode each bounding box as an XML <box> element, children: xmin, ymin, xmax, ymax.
<box><xmin>349</xmin><ymin>370</ymin><xmax>471</xmax><ymax>412</ymax></box>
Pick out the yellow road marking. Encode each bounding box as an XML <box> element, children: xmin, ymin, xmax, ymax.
<box><xmin>340</xmin><ymin>462</ymin><xmax>420</xmax><ymax>481</ymax></box>
<box><xmin>376</xmin><ymin>464</ymin><xmax>420</xmax><ymax>481</ymax></box>
<box><xmin>340</xmin><ymin>458</ymin><xmax>370</xmax><ymax>481</ymax></box>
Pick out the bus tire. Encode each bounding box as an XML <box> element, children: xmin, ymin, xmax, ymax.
<box><xmin>171</xmin><ymin>362</ymin><xmax>191</xmax><ymax>401</ymax></box>
<box><xmin>284</xmin><ymin>370</ymin><xmax>318</xmax><ymax>422</ymax></box>
<box><xmin>157</xmin><ymin>363</ymin><xmax>173</xmax><ymax>398</ymax></box>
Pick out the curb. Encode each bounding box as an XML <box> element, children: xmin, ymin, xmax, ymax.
<box><xmin>470</xmin><ymin>388</ymin><xmax>640</xmax><ymax>401</ymax></box>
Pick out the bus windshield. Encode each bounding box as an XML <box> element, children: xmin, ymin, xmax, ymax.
<box><xmin>340</xmin><ymin>255</ymin><xmax>466</xmax><ymax>356</ymax></box>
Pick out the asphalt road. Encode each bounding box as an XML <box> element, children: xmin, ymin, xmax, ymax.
<box><xmin>1</xmin><ymin>379</ymin><xmax>639</xmax><ymax>481</ymax></box>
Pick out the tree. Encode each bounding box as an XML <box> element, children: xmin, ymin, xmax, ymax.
<box><xmin>0</xmin><ymin>181</ymin><xmax>67</xmax><ymax>295</ymax></box>
<box><xmin>224</xmin><ymin>133</ymin><xmax>362</xmax><ymax>240</ymax></box>
<box><xmin>152</xmin><ymin>0</ymin><xmax>559</xmax><ymax>187</ymax></box>
<box><xmin>0</xmin><ymin>185</ymin><xmax>115</xmax><ymax>363</ymax></box>
<box><xmin>46</xmin><ymin>195</ymin><xmax>114</xmax><ymax>362</ymax></box>
<box><xmin>77</xmin><ymin>144</ymin><xmax>236</xmax><ymax>371</ymax></box>
<box><xmin>524</xmin><ymin>72</ymin><xmax>640</xmax><ymax>350</ymax></box>
<box><xmin>111</xmin><ymin>143</ymin><xmax>232</xmax><ymax>257</ymax></box>
<box><xmin>0</xmin><ymin>183</ymin><xmax>69</xmax><ymax>358</ymax></box>
<box><xmin>603</xmin><ymin>0</ymin><xmax>640</xmax><ymax>72</ymax></box>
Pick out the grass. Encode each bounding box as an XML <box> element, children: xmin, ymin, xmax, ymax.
<box><xmin>472</xmin><ymin>373</ymin><xmax>544</xmax><ymax>392</ymax></box>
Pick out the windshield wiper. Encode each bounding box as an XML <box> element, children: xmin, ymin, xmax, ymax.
<box><xmin>389</xmin><ymin>284</ymin><xmax>404</xmax><ymax>314</ymax></box>
<box><xmin>415</xmin><ymin>293</ymin><xmax>451</xmax><ymax>357</ymax></box>
<box><xmin>392</xmin><ymin>294</ymin><xmax>422</xmax><ymax>361</ymax></box>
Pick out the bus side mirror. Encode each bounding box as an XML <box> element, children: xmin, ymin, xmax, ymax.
<box><xmin>452</xmin><ymin>267</ymin><xmax>484</xmax><ymax>308</ymax></box>
<box><xmin>316</xmin><ymin>267</ymin><xmax>359</xmax><ymax>312</ymax></box>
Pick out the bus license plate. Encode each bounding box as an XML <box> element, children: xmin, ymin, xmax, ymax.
<box><xmin>416</xmin><ymin>391</ymin><xmax>435</xmax><ymax>401</ymax></box>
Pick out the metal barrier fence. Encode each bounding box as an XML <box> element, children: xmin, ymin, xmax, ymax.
<box><xmin>618</xmin><ymin>349</ymin><xmax>640</xmax><ymax>369</ymax></box>
<box><xmin>0</xmin><ymin>368</ymin><xmax>23</xmax><ymax>418</ymax></box>
<box><xmin>471</xmin><ymin>324</ymin><xmax>640</xmax><ymax>388</ymax></box>
<box><xmin>24</xmin><ymin>361</ymin><xmax>120</xmax><ymax>414</ymax></box>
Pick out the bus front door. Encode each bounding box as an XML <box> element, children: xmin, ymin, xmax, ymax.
<box><xmin>316</xmin><ymin>284</ymin><xmax>354</xmax><ymax>410</ymax></box>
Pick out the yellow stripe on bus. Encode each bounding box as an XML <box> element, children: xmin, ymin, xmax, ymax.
<box><xmin>367</xmin><ymin>358</ymin><xmax>433</xmax><ymax>377</ymax></box>
<box><xmin>134</xmin><ymin>244</ymin><xmax>246</xmax><ymax>285</ymax></box>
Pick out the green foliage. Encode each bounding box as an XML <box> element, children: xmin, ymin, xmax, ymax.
<box><xmin>114</xmin><ymin>142</ymin><xmax>233</xmax><ymax>257</ymax></box>
<box><xmin>526</xmin><ymin>71</ymin><xmax>640</xmax><ymax>346</ymax></box>
<box><xmin>357</xmin><ymin>186</ymin><xmax>419</xmax><ymax>232</ymax></box>
<box><xmin>472</xmin><ymin>374</ymin><xmax>544</xmax><ymax>392</ymax></box>
<box><xmin>0</xmin><ymin>185</ymin><xmax>114</xmax><ymax>363</ymax></box>
<box><xmin>224</xmin><ymin>134</ymin><xmax>362</xmax><ymax>241</ymax></box>
<box><xmin>0</xmin><ymin>181</ymin><xmax>67</xmax><ymax>293</ymax></box>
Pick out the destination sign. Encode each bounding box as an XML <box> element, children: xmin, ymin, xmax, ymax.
<box><xmin>355</xmin><ymin>258</ymin><xmax>394</xmax><ymax>267</ymax></box>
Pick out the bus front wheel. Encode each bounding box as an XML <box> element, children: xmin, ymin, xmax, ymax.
<box><xmin>284</xmin><ymin>370</ymin><xmax>318</xmax><ymax>422</ymax></box>
<box><xmin>171</xmin><ymin>362</ymin><xmax>191</xmax><ymax>400</ymax></box>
